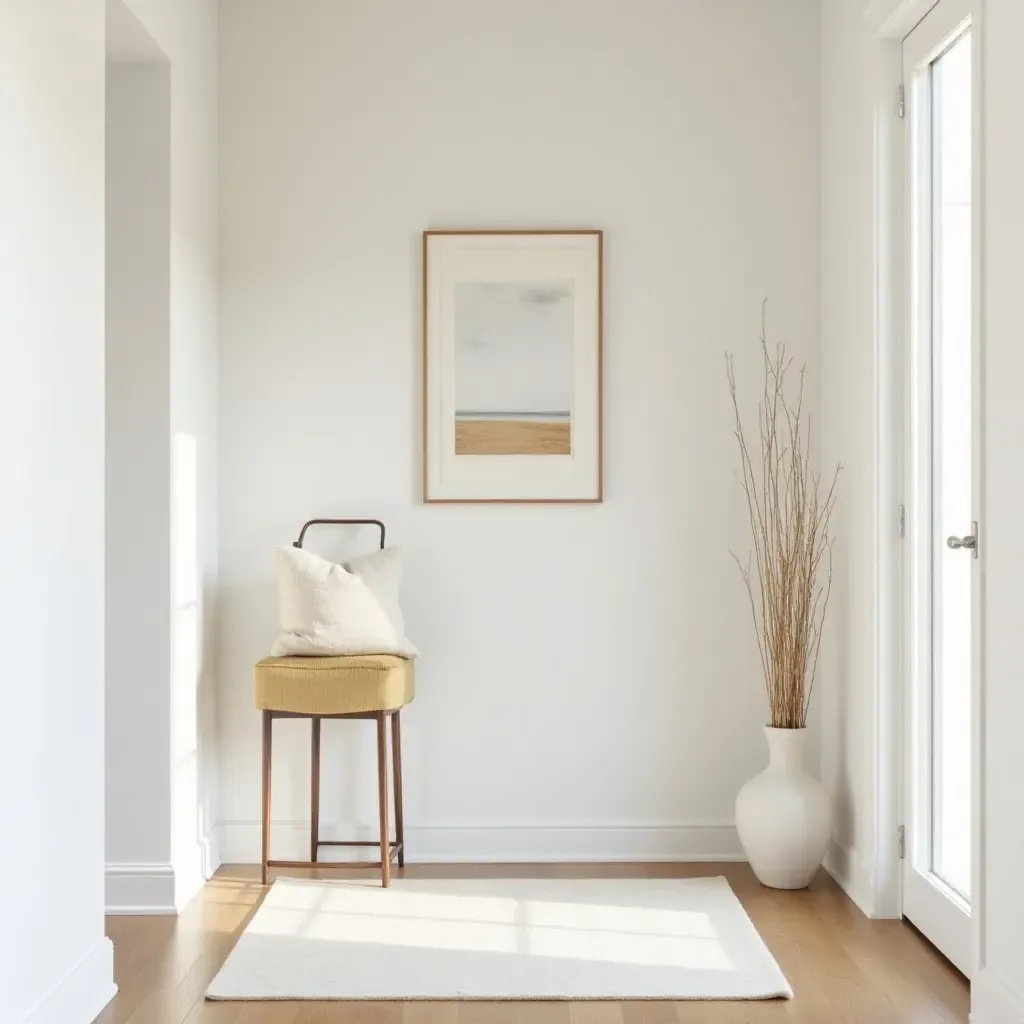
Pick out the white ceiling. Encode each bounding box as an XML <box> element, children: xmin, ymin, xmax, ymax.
<box><xmin>106</xmin><ymin>0</ymin><xmax>166</xmax><ymax>62</ymax></box>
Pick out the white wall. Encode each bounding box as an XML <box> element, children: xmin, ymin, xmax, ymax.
<box><xmin>819</xmin><ymin>0</ymin><xmax>892</xmax><ymax>917</ymax></box>
<box><xmin>0</xmin><ymin>3</ymin><xmax>115</xmax><ymax>1021</ymax></box>
<box><xmin>105</xmin><ymin>59</ymin><xmax>174</xmax><ymax>908</ymax></box>
<box><xmin>217</xmin><ymin>0</ymin><xmax>822</xmax><ymax>863</ymax></box>
<box><xmin>103</xmin><ymin>0</ymin><xmax>220</xmax><ymax>914</ymax></box>
<box><xmin>819</xmin><ymin>0</ymin><xmax>917</xmax><ymax>921</ymax></box>
<box><xmin>975</xmin><ymin>1</ymin><xmax>1024</xmax><ymax>1019</ymax></box>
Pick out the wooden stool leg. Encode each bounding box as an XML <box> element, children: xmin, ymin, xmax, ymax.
<box><xmin>261</xmin><ymin>710</ymin><xmax>273</xmax><ymax>886</ymax></box>
<box><xmin>376</xmin><ymin>711</ymin><xmax>390</xmax><ymax>887</ymax></box>
<box><xmin>311</xmin><ymin>717</ymin><xmax>321</xmax><ymax>863</ymax></box>
<box><xmin>391</xmin><ymin>710</ymin><xmax>405</xmax><ymax>867</ymax></box>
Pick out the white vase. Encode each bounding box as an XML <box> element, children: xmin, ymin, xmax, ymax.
<box><xmin>735</xmin><ymin>725</ymin><xmax>831</xmax><ymax>889</ymax></box>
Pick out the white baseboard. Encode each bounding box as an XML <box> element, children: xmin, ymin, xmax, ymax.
<box><xmin>972</xmin><ymin>968</ymin><xmax>1024</xmax><ymax>1024</ymax></box>
<box><xmin>201</xmin><ymin>826</ymin><xmax>222</xmax><ymax>879</ymax></box>
<box><xmin>172</xmin><ymin>864</ymin><xmax>206</xmax><ymax>915</ymax></box>
<box><xmin>105</xmin><ymin>862</ymin><xmax>176</xmax><ymax>915</ymax></box>
<box><xmin>107</xmin><ymin>827</ymin><xmax>222</xmax><ymax>916</ymax></box>
<box><xmin>217</xmin><ymin>819</ymin><xmax>745</xmax><ymax>864</ymax></box>
<box><xmin>172</xmin><ymin>828</ymin><xmax>224</xmax><ymax>912</ymax></box>
<box><xmin>823</xmin><ymin>837</ymin><xmax>874</xmax><ymax>916</ymax></box>
<box><xmin>22</xmin><ymin>937</ymin><xmax>117</xmax><ymax>1024</ymax></box>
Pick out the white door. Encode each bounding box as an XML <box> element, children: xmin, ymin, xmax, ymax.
<box><xmin>902</xmin><ymin>0</ymin><xmax>975</xmax><ymax>978</ymax></box>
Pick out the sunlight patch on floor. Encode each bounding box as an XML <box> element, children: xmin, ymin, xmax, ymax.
<box><xmin>249</xmin><ymin>889</ymin><xmax>733</xmax><ymax>971</ymax></box>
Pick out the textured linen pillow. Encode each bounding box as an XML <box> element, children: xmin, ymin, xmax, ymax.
<box><xmin>270</xmin><ymin>545</ymin><xmax>418</xmax><ymax>658</ymax></box>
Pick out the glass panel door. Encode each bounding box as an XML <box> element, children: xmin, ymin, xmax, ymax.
<box><xmin>929</xmin><ymin>31</ymin><xmax>972</xmax><ymax>904</ymax></box>
<box><xmin>903</xmin><ymin>0</ymin><xmax>974</xmax><ymax>977</ymax></box>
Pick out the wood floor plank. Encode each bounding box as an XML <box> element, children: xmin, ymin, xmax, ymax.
<box><xmin>182</xmin><ymin>999</ymin><xmax>245</xmax><ymax>1024</ymax></box>
<box><xmin>457</xmin><ymin>1003</ymin><xmax>570</xmax><ymax>1024</ymax></box>
<box><xmin>292</xmin><ymin>1003</ymin><xmax>404</xmax><ymax>1024</ymax></box>
<box><xmin>403</xmin><ymin>1002</ymin><xmax>461</xmax><ymax>1024</ymax></box>
<box><xmin>234</xmin><ymin>1003</ymin><xmax>298</xmax><ymax>1024</ymax></box>
<box><xmin>95</xmin><ymin>864</ymin><xmax>968</xmax><ymax>1024</ymax></box>
<box><xmin>456</xmin><ymin>1003</ymin><xmax>523</xmax><ymax>1024</ymax></box>
<box><xmin>619</xmin><ymin>1001</ymin><xmax>678</xmax><ymax>1024</ymax></box>
<box><xmin>511</xmin><ymin>1004</ymin><xmax>573</xmax><ymax>1024</ymax></box>
<box><xmin>568</xmin><ymin>1003</ymin><xmax>625</xmax><ymax>1024</ymax></box>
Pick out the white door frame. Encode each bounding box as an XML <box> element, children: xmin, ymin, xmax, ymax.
<box><xmin>864</xmin><ymin>3</ymin><xmax>913</xmax><ymax>924</ymax></box>
<box><xmin>862</xmin><ymin>0</ymin><xmax>983</xmax><ymax>951</ymax></box>
<box><xmin>899</xmin><ymin>0</ymin><xmax>976</xmax><ymax>977</ymax></box>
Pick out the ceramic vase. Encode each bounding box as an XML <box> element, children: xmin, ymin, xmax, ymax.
<box><xmin>735</xmin><ymin>725</ymin><xmax>831</xmax><ymax>889</ymax></box>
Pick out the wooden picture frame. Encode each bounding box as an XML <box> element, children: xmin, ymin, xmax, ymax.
<box><xmin>422</xmin><ymin>229</ymin><xmax>603</xmax><ymax>503</ymax></box>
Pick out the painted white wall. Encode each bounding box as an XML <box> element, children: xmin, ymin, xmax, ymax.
<box><xmin>819</xmin><ymin>0</ymin><xmax>889</xmax><ymax>917</ymax></box>
<box><xmin>105</xmin><ymin>59</ymin><xmax>175</xmax><ymax>910</ymax></box>
<box><xmin>217</xmin><ymin>0</ymin><xmax>822</xmax><ymax>863</ymax></box>
<box><xmin>102</xmin><ymin>0</ymin><xmax>220</xmax><ymax>914</ymax></box>
<box><xmin>974</xmin><ymin>2</ymin><xmax>1024</xmax><ymax>1019</ymax></box>
<box><xmin>818</xmin><ymin>0</ymin><xmax>909</xmax><ymax>921</ymax></box>
<box><xmin>0</xmin><ymin>3</ymin><xmax>116</xmax><ymax>1021</ymax></box>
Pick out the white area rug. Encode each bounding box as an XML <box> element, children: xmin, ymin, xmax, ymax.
<box><xmin>207</xmin><ymin>876</ymin><xmax>792</xmax><ymax>1001</ymax></box>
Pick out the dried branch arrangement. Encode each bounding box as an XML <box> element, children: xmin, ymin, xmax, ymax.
<box><xmin>727</xmin><ymin>305</ymin><xmax>840</xmax><ymax>729</ymax></box>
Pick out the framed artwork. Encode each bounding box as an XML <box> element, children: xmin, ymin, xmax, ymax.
<box><xmin>422</xmin><ymin>229</ymin><xmax>603</xmax><ymax>503</ymax></box>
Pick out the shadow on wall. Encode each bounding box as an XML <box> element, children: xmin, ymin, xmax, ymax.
<box><xmin>823</xmin><ymin>532</ymin><xmax>855</xmax><ymax>875</ymax></box>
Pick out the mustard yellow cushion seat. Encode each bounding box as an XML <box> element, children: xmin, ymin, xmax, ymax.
<box><xmin>254</xmin><ymin>655</ymin><xmax>415</xmax><ymax>716</ymax></box>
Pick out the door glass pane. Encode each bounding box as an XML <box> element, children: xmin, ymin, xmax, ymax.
<box><xmin>930</xmin><ymin>30</ymin><xmax>971</xmax><ymax>901</ymax></box>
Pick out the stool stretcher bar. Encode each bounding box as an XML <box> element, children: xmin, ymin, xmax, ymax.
<box><xmin>261</xmin><ymin>707</ymin><xmax>405</xmax><ymax>887</ymax></box>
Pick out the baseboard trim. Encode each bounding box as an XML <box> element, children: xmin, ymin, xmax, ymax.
<box><xmin>200</xmin><ymin>826</ymin><xmax>222</xmax><ymax>879</ymax></box>
<box><xmin>105</xmin><ymin>862</ymin><xmax>176</xmax><ymax>915</ymax></box>
<box><xmin>823</xmin><ymin>837</ymin><xmax>873</xmax><ymax>916</ymax></box>
<box><xmin>22</xmin><ymin>937</ymin><xmax>116</xmax><ymax>1024</ymax></box>
<box><xmin>217</xmin><ymin>820</ymin><xmax>745</xmax><ymax>864</ymax></box>
<box><xmin>972</xmin><ymin>968</ymin><xmax>1024</xmax><ymax>1024</ymax></box>
<box><xmin>172</xmin><ymin>828</ymin><xmax>224</xmax><ymax>913</ymax></box>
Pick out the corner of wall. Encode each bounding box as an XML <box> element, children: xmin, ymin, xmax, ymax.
<box><xmin>172</xmin><ymin>824</ymin><xmax>223</xmax><ymax>912</ymax></box>
<box><xmin>21</xmin><ymin>938</ymin><xmax>116</xmax><ymax>1024</ymax></box>
<box><xmin>201</xmin><ymin>822</ymin><xmax>223</xmax><ymax>880</ymax></box>
<box><xmin>823</xmin><ymin>838</ymin><xmax>874</xmax><ymax>917</ymax></box>
<box><xmin>105</xmin><ymin>841</ymin><xmax>221</xmax><ymax>914</ymax></box>
<box><xmin>971</xmin><ymin>969</ymin><xmax>1024</xmax><ymax>1024</ymax></box>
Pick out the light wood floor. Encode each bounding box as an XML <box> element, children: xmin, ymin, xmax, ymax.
<box><xmin>96</xmin><ymin>863</ymin><xmax>968</xmax><ymax>1024</ymax></box>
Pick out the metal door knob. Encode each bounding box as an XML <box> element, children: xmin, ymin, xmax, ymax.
<box><xmin>946</xmin><ymin>535</ymin><xmax>975</xmax><ymax>550</ymax></box>
<box><xmin>946</xmin><ymin>523</ymin><xmax>979</xmax><ymax>557</ymax></box>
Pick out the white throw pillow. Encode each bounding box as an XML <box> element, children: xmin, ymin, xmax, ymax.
<box><xmin>270</xmin><ymin>545</ymin><xmax>418</xmax><ymax>658</ymax></box>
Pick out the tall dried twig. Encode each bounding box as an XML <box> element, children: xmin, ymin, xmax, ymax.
<box><xmin>727</xmin><ymin>302</ymin><xmax>840</xmax><ymax>729</ymax></box>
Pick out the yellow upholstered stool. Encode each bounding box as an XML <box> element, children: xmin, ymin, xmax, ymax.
<box><xmin>255</xmin><ymin>517</ymin><xmax>415</xmax><ymax>888</ymax></box>
<box><xmin>255</xmin><ymin>654</ymin><xmax>415</xmax><ymax>887</ymax></box>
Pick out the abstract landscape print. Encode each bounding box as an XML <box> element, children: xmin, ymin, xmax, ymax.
<box><xmin>454</xmin><ymin>281</ymin><xmax>574</xmax><ymax>457</ymax></box>
<box><xmin>423</xmin><ymin>229</ymin><xmax>601</xmax><ymax>502</ymax></box>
